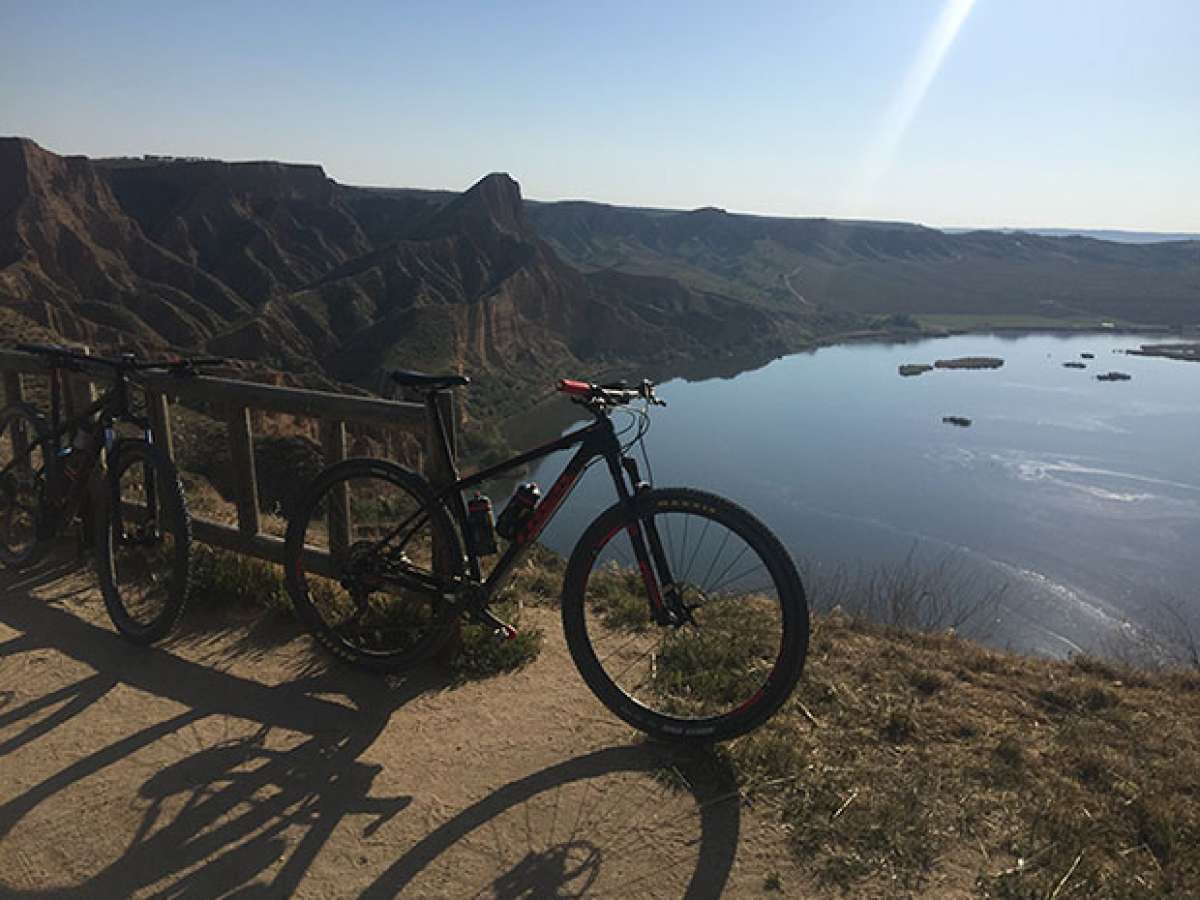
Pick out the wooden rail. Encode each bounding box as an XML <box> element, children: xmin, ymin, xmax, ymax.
<box><xmin>0</xmin><ymin>349</ymin><xmax>456</xmax><ymax>576</ymax></box>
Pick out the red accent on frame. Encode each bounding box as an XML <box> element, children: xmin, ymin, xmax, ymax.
<box><xmin>628</xmin><ymin>524</ymin><xmax>664</xmax><ymax>611</ymax></box>
<box><xmin>517</xmin><ymin>465</ymin><xmax>581</xmax><ymax>544</ymax></box>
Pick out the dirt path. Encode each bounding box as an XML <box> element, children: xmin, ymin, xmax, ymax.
<box><xmin>0</xmin><ymin>556</ymin><xmax>809</xmax><ymax>898</ymax></box>
<box><xmin>781</xmin><ymin>266</ymin><xmax>812</xmax><ymax>308</ymax></box>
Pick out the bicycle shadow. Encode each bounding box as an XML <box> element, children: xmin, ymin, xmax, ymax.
<box><xmin>0</xmin><ymin>557</ymin><xmax>434</xmax><ymax>897</ymax></box>
<box><xmin>360</xmin><ymin>743</ymin><xmax>742</xmax><ymax>899</ymax></box>
<box><xmin>0</xmin><ymin>558</ymin><xmax>750</xmax><ymax>898</ymax></box>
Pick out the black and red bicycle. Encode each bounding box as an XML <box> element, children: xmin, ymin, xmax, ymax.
<box><xmin>283</xmin><ymin>372</ymin><xmax>808</xmax><ymax>742</ymax></box>
<box><xmin>0</xmin><ymin>343</ymin><xmax>222</xmax><ymax>643</ymax></box>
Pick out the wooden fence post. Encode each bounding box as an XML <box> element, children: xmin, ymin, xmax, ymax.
<box><xmin>226</xmin><ymin>405</ymin><xmax>261</xmax><ymax>536</ymax></box>
<box><xmin>62</xmin><ymin>347</ymin><xmax>97</xmax><ymax>421</ymax></box>
<box><xmin>3</xmin><ymin>371</ymin><xmax>21</xmax><ymax>407</ymax></box>
<box><xmin>320</xmin><ymin>418</ymin><xmax>350</xmax><ymax>561</ymax></box>
<box><xmin>4</xmin><ymin>372</ymin><xmax>26</xmax><ymax>462</ymax></box>
<box><xmin>425</xmin><ymin>391</ymin><xmax>461</xmax><ymax>661</ymax></box>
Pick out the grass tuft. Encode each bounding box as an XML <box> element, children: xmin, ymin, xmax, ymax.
<box><xmin>451</xmin><ymin>599</ymin><xmax>544</xmax><ymax>682</ymax></box>
<box><xmin>191</xmin><ymin>546</ymin><xmax>292</xmax><ymax>614</ymax></box>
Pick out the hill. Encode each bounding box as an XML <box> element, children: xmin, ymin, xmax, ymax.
<box><xmin>945</xmin><ymin>226</ymin><xmax>1200</xmax><ymax>244</ymax></box>
<box><xmin>0</xmin><ymin>140</ymin><xmax>820</xmax><ymax>427</ymax></box>
<box><xmin>4</xmin><ymin>138</ymin><xmax>1199</xmax><ymax>425</ymax></box>
<box><xmin>524</xmin><ymin>200</ymin><xmax>1200</xmax><ymax>327</ymax></box>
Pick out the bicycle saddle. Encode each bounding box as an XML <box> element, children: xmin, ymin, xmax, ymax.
<box><xmin>389</xmin><ymin>370</ymin><xmax>470</xmax><ymax>389</ymax></box>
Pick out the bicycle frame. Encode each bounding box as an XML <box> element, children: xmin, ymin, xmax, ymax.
<box><xmin>1</xmin><ymin>366</ymin><xmax>154</xmax><ymax>533</ymax></box>
<box><xmin>419</xmin><ymin>394</ymin><xmax>675</xmax><ymax>624</ymax></box>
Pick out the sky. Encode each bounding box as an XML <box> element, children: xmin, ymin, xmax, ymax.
<box><xmin>2</xmin><ymin>0</ymin><xmax>1197</xmax><ymax>231</ymax></box>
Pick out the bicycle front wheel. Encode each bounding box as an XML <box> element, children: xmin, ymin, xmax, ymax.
<box><xmin>0</xmin><ymin>403</ymin><xmax>51</xmax><ymax>570</ymax></box>
<box><xmin>96</xmin><ymin>440</ymin><xmax>192</xmax><ymax>644</ymax></box>
<box><xmin>283</xmin><ymin>458</ymin><xmax>463</xmax><ymax>672</ymax></box>
<box><xmin>562</xmin><ymin>488</ymin><xmax>808</xmax><ymax>742</ymax></box>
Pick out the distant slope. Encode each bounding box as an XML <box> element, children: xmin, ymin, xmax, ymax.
<box><xmin>525</xmin><ymin>201</ymin><xmax>1200</xmax><ymax>325</ymax></box>
<box><xmin>945</xmin><ymin>226</ymin><xmax>1200</xmax><ymax>244</ymax></box>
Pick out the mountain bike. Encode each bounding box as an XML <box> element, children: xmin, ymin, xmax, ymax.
<box><xmin>283</xmin><ymin>372</ymin><xmax>808</xmax><ymax>742</ymax></box>
<box><xmin>0</xmin><ymin>344</ymin><xmax>222</xmax><ymax>644</ymax></box>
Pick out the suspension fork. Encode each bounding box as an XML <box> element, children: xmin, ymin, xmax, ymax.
<box><xmin>607</xmin><ymin>453</ymin><xmax>679</xmax><ymax>625</ymax></box>
<box><xmin>138</xmin><ymin>420</ymin><xmax>160</xmax><ymax>534</ymax></box>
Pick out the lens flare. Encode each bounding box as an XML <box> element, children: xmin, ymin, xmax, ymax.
<box><xmin>844</xmin><ymin>0</ymin><xmax>976</xmax><ymax>217</ymax></box>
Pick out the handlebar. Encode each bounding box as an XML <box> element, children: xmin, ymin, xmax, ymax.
<box><xmin>15</xmin><ymin>343</ymin><xmax>225</xmax><ymax>375</ymax></box>
<box><xmin>556</xmin><ymin>378</ymin><xmax>666</xmax><ymax>408</ymax></box>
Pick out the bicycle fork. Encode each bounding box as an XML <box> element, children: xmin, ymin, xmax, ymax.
<box><xmin>610</xmin><ymin>455</ymin><xmax>683</xmax><ymax>627</ymax></box>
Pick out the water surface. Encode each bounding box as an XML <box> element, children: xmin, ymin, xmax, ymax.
<box><xmin>509</xmin><ymin>333</ymin><xmax>1200</xmax><ymax>657</ymax></box>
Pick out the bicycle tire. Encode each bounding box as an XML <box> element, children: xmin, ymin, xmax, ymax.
<box><xmin>561</xmin><ymin>487</ymin><xmax>808</xmax><ymax>743</ymax></box>
<box><xmin>0</xmin><ymin>403</ymin><xmax>53</xmax><ymax>570</ymax></box>
<box><xmin>283</xmin><ymin>458</ymin><xmax>464</xmax><ymax>673</ymax></box>
<box><xmin>95</xmin><ymin>440</ymin><xmax>192</xmax><ymax>644</ymax></box>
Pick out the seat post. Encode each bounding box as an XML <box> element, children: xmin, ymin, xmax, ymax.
<box><xmin>423</xmin><ymin>390</ymin><xmax>458</xmax><ymax>486</ymax></box>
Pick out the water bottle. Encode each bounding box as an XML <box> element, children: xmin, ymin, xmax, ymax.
<box><xmin>495</xmin><ymin>483</ymin><xmax>541</xmax><ymax>541</ymax></box>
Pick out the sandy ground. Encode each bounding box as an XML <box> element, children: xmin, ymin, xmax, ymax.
<box><xmin>0</xmin><ymin>554</ymin><xmax>809</xmax><ymax>898</ymax></box>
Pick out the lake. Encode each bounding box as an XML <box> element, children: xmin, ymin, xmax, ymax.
<box><xmin>505</xmin><ymin>332</ymin><xmax>1200</xmax><ymax>658</ymax></box>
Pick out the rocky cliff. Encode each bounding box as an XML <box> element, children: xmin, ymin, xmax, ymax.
<box><xmin>0</xmin><ymin>140</ymin><xmax>813</xmax><ymax>420</ymax></box>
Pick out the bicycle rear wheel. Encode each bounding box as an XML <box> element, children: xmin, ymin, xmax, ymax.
<box><xmin>283</xmin><ymin>458</ymin><xmax>463</xmax><ymax>672</ymax></box>
<box><xmin>0</xmin><ymin>403</ymin><xmax>51</xmax><ymax>570</ymax></box>
<box><xmin>96</xmin><ymin>440</ymin><xmax>192</xmax><ymax>644</ymax></box>
<box><xmin>562</xmin><ymin>488</ymin><xmax>808</xmax><ymax>742</ymax></box>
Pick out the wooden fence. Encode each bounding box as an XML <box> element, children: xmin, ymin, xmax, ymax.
<box><xmin>0</xmin><ymin>349</ymin><xmax>457</xmax><ymax>578</ymax></box>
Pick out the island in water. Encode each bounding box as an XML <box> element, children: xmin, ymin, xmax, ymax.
<box><xmin>934</xmin><ymin>356</ymin><xmax>1005</xmax><ymax>370</ymax></box>
<box><xmin>899</xmin><ymin>357</ymin><xmax>1004</xmax><ymax>377</ymax></box>
<box><xmin>1126</xmin><ymin>343</ymin><xmax>1200</xmax><ymax>362</ymax></box>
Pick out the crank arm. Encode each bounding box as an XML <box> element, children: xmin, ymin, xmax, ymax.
<box><xmin>471</xmin><ymin>605</ymin><xmax>518</xmax><ymax>641</ymax></box>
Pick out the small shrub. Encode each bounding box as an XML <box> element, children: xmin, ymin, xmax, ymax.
<box><xmin>1070</xmin><ymin>654</ymin><xmax>1122</xmax><ymax>681</ymax></box>
<box><xmin>909</xmin><ymin>669</ymin><xmax>945</xmax><ymax>696</ymax></box>
<box><xmin>451</xmin><ymin>600</ymin><xmax>543</xmax><ymax>682</ymax></box>
<box><xmin>1039</xmin><ymin>682</ymin><xmax>1119</xmax><ymax>714</ymax></box>
<box><xmin>881</xmin><ymin>707</ymin><xmax>917</xmax><ymax>743</ymax></box>
<box><xmin>1132</xmin><ymin>796</ymin><xmax>1183</xmax><ymax>868</ymax></box>
<box><xmin>993</xmin><ymin>735</ymin><xmax>1023</xmax><ymax>768</ymax></box>
<box><xmin>1071</xmin><ymin>750</ymin><xmax>1109</xmax><ymax>789</ymax></box>
<box><xmin>191</xmin><ymin>546</ymin><xmax>292</xmax><ymax>613</ymax></box>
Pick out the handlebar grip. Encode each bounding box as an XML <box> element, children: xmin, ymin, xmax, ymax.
<box><xmin>557</xmin><ymin>379</ymin><xmax>593</xmax><ymax>397</ymax></box>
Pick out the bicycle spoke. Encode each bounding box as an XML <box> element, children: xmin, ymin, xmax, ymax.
<box><xmin>680</xmin><ymin>517</ymin><xmax>712</xmax><ymax>586</ymax></box>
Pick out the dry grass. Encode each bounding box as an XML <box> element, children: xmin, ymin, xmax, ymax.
<box><xmin>188</xmin><ymin>546</ymin><xmax>543</xmax><ymax>681</ymax></box>
<box><xmin>714</xmin><ymin>612</ymin><xmax>1200</xmax><ymax>896</ymax></box>
<box><xmin>176</xmin><ymin>524</ymin><xmax>1200</xmax><ymax>895</ymax></box>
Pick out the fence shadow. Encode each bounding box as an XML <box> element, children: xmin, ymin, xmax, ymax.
<box><xmin>0</xmin><ymin>557</ymin><xmax>436</xmax><ymax>897</ymax></box>
<box><xmin>0</xmin><ymin>559</ymin><xmax>746</xmax><ymax>898</ymax></box>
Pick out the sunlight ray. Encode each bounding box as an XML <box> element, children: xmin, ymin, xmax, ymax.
<box><xmin>844</xmin><ymin>0</ymin><xmax>976</xmax><ymax>215</ymax></box>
